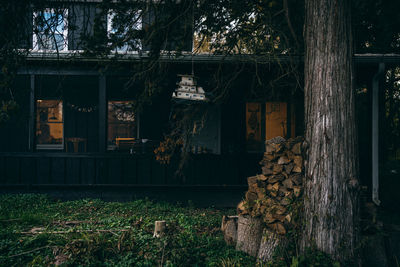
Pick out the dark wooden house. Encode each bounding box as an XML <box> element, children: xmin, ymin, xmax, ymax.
<box><xmin>0</xmin><ymin>1</ymin><xmax>304</xmax><ymax>203</ymax></box>
<box><xmin>0</xmin><ymin>1</ymin><xmax>393</xmax><ymax>205</ymax></box>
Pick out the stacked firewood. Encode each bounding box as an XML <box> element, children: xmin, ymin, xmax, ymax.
<box><xmin>237</xmin><ymin>136</ymin><xmax>304</xmax><ymax>235</ymax></box>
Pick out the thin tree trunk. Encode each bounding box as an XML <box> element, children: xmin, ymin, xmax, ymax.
<box><xmin>303</xmin><ymin>0</ymin><xmax>360</xmax><ymax>262</ymax></box>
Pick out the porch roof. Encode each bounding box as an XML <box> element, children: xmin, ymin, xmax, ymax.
<box><xmin>21</xmin><ymin>51</ymin><xmax>400</xmax><ymax>64</ymax></box>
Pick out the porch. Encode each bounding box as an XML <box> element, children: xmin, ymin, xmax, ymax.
<box><xmin>0</xmin><ymin>152</ymin><xmax>261</xmax><ymax>205</ymax></box>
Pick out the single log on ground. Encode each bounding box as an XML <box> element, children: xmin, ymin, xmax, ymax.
<box><xmin>258</xmin><ymin>228</ymin><xmax>287</xmax><ymax>262</ymax></box>
<box><xmin>236</xmin><ymin>215</ymin><xmax>263</xmax><ymax>257</ymax></box>
<box><xmin>153</xmin><ymin>220</ymin><xmax>166</xmax><ymax>237</ymax></box>
<box><xmin>221</xmin><ymin>215</ymin><xmax>238</xmax><ymax>246</ymax></box>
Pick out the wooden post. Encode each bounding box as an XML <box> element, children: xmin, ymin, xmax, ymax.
<box><xmin>372</xmin><ymin>62</ymin><xmax>385</xmax><ymax>206</ymax></box>
<box><xmin>98</xmin><ymin>75</ymin><xmax>106</xmax><ymax>153</ymax></box>
<box><xmin>28</xmin><ymin>75</ymin><xmax>35</xmax><ymax>151</ymax></box>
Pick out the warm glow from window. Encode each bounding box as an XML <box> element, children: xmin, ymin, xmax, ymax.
<box><xmin>108</xmin><ymin>101</ymin><xmax>136</xmax><ymax>149</ymax></box>
<box><xmin>36</xmin><ymin>100</ymin><xmax>63</xmax><ymax>149</ymax></box>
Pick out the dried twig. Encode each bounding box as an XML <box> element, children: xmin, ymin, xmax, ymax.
<box><xmin>159</xmin><ymin>241</ymin><xmax>167</xmax><ymax>267</ymax></box>
<box><xmin>52</xmin><ymin>220</ymin><xmax>94</xmax><ymax>226</ymax></box>
<box><xmin>17</xmin><ymin>229</ymin><xmax>130</xmax><ymax>235</ymax></box>
<box><xmin>6</xmin><ymin>246</ymin><xmax>55</xmax><ymax>258</ymax></box>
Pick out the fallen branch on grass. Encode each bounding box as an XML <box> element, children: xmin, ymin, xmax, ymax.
<box><xmin>6</xmin><ymin>245</ymin><xmax>56</xmax><ymax>258</ymax></box>
<box><xmin>52</xmin><ymin>220</ymin><xmax>94</xmax><ymax>226</ymax></box>
<box><xmin>17</xmin><ymin>229</ymin><xmax>130</xmax><ymax>235</ymax></box>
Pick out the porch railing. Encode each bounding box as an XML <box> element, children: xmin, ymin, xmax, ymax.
<box><xmin>0</xmin><ymin>152</ymin><xmax>260</xmax><ymax>187</ymax></box>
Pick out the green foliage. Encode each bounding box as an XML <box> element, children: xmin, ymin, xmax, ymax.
<box><xmin>0</xmin><ymin>194</ymin><xmax>256</xmax><ymax>266</ymax></box>
<box><xmin>0</xmin><ymin>100</ymin><xmax>19</xmax><ymax>123</ymax></box>
<box><xmin>0</xmin><ymin>194</ymin><xmax>350</xmax><ymax>266</ymax></box>
<box><xmin>353</xmin><ymin>0</ymin><xmax>400</xmax><ymax>53</ymax></box>
<box><xmin>289</xmin><ymin>247</ymin><xmax>340</xmax><ymax>267</ymax></box>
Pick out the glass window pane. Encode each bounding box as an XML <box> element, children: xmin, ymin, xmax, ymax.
<box><xmin>107</xmin><ymin>101</ymin><xmax>136</xmax><ymax>148</ymax></box>
<box><xmin>36</xmin><ymin>100</ymin><xmax>63</xmax><ymax>146</ymax></box>
<box><xmin>34</xmin><ymin>9</ymin><xmax>67</xmax><ymax>51</ymax></box>
<box><xmin>108</xmin><ymin>10</ymin><xmax>142</xmax><ymax>52</ymax></box>
<box><xmin>246</xmin><ymin>102</ymin><xmax>262</xmax><ymax>152</ymax></box>
<box><xmin>53</xmin><ymin>34</ymin><xmax>64</xmax><ymax>50</ymax></box>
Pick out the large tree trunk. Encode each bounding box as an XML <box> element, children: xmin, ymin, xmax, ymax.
<box><xmin>303</xmin><ymin>0</ymin><xmax>359</xmax><ymax>262</ymax></box>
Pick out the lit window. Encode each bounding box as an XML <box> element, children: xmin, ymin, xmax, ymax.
<box><xmin>246</xmin><ymin>102</ymin><xmax>295</xmax><ymax>152</ymax></box>
<box><xmin>107</xmin><ymin>9</ymin><xmax>142</xmax><ymax>52</ymax></box>
<box><xmin>108</xmin><ymin>101</ymin><xmax>136</xmax><ymax>150</ymax></box>
<box><xmin>33</xmin><ymin>8</ymin><xmax>68</xmax><ymax>51</ymax></box>
<box><xmin>36</xmin><ymin>100</ymin><xmax>64</xmax><ymax>149</ymax></box>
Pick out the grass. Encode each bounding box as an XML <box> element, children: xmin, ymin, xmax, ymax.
<box><xmin>0</xmin><ymin>194</ymin><xmax>258</xmax><ymax>266</ymax></box>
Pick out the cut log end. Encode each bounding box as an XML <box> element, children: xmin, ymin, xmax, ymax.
<box><xmin>153</xmin><ymin>220</ymin><xmax>166</xmax><ymax>238</ymax></box>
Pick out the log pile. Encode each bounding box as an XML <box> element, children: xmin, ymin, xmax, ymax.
<box><xmin>237</xmin><ymin>136</ymin><xmax>304</xmax><ymax>236</ymax></box>
<box><xmin>222</xmin><ymin>136</ymin><xmax>304</xmax><ymax>262</ymax></box>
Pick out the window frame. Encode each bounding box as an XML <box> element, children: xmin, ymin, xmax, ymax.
<box><xmin>35</xmin><ymin>99</ymin><xmax>65</xmax><ymax>150</ymax></box>
<box><xmin>32</xmin><ymin>8</ymin><xmax>69</xmax><ymax>52</ymax></box>
<box><xmin>245</xmin><ymin>101</ymin><xmax>295</xmax><ymax>153</ymax></box>
<box><xmin>107</xmin><ymin>100</ymin><xmax>139</xmax><ymax>151</ymax></box>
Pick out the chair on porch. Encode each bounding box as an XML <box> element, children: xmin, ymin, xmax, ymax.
<box><xmin>66</xmin><ymin>137</ymin><xmax>87</xmax><ymax>152</ymax></box>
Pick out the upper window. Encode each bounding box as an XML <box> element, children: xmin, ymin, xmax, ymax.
<box><xmin>33</xmin><ymin>8</ymin><xmax>68</xmax><ymax>51</ymax></box>
<box><xmin>36</xmin><ymin>100</ymin><xmax>64</xmax><ymax>149</ymax></box>
<box><xmin>107</xmin><ymin>9</ymin><xmax>142</xmax><ymax>52</ymax></box>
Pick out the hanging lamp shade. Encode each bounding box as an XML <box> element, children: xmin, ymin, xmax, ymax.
<box><xmin>172</xmin><ymin>74</ymin><xmax>208</xmax><ymax>101</ymax></box>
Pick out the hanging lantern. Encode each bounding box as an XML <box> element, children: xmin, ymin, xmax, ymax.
<box><xmin>172</xmin><ymin>74</ymin><xmax>208</xmax><ymax>101</ymax></box>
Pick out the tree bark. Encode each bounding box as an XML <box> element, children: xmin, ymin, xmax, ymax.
<box><xmin>303</xmin><ymin>0</ymin><xmax>359</xmax><ymax>262</ymax></box>
<box><xmin>258</xmin><ymin>228</ymin><xmax>287</xmax><ymax>262</ymax></box>
<box><xmin>236</xmin><ymin>215</ymin><xmax>263</xmax><ymax>257</ymax></box>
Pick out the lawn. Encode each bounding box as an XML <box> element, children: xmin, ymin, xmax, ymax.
<box><xmin>0</xmin><ymin>194</ymin><xmax>258</xmax><ymax>266</ymax></box>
